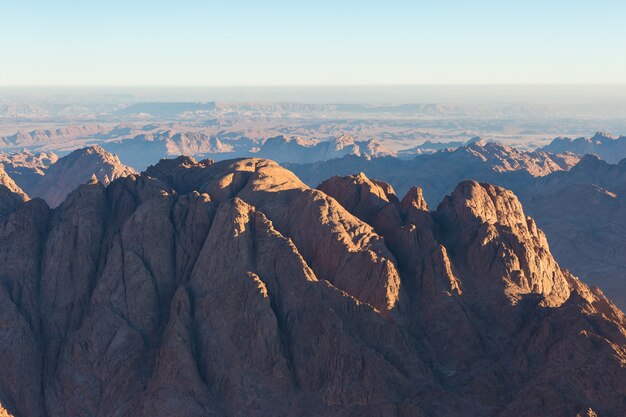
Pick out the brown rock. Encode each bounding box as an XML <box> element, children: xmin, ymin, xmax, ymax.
<box><xmin>27</xmin><ymin>145</ymin><xmax>136</xmax><ymax>207</ymax></box>
<box><xmin>0</xmin><ymin>158</ymin><xmax>624</xmax><ymax>417</ymax></box>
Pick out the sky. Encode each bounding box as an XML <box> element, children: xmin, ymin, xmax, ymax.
<box><xmin>1</xmin><ymin>0</ymin><xmax>626</xmax><ymax>86</ymax></box>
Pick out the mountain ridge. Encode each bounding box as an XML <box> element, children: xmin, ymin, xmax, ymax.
<box><xmin>0</xmin><ymin>156</ymin><xmax>624</xmax><ymax>417</ymax></box>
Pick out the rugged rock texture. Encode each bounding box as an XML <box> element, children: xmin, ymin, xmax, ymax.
<box><xmin>540</xmin><ymin>131</ymin><xmax>626</xmax><ymax>163</ymax></box>
<box><xmin>0</xmin><ymin>164</ymin><xmax>28</xmax><ymax>220</ymax></box>
<box><xmin>0</xmin><ymin>403</ymin><xmax>15</xmax><ymax>417</ymax></box>
<box><xmin>288</xmin><ymin>140</ymin><xmax>580</xmax><ymax>204</ymax></box>
<box><xmin>0</xmin><ymin>150</ymin><xmax>58</xmax><ymax>191</ymax></box>
<box><xmin>25</xmin><ymin>145</ymin><xmax>136</xmax><ymax>207</ymax></box>
<box><xmin>515</xmin><ymin>155</ymin><xmax>626</xmax><ymax>308</ymax></box>
<box><xmin>0</xmin><ymin>157</ymin><xmax>624</xmax><ymax>417</ymax></box>
<box><xmin>290</xmin><ymin>147</ymin><xmax>626</xmax><ymax>309</ymax></box>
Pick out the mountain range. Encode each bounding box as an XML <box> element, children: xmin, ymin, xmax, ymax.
<box><xmin>0</xmin><ymin>146</ymin><xmax>135</xmax><ymax>208</ymax></box>
<box><xmin>288</xmin><ymin>141</ymin><xmax>626</xmax><ymax>309</ymax></box>
<box><xmin>3</xmin><ymin>139</ymin><xmax>626</xmax><ymax>309</ymax></box>
<box><xmin>540</xmin><ymin>132</ymin><xmax>626</xmax><ymax>163</ymax></box>
<box><xmin>288</xmin><ymin>139</ymin><xmax>581</xmax><ymax>204</ymax></box>
<box><xmin>0</xmin><ymin>154</ymin><xmax>624</xmax><ymax>416</ymax></box>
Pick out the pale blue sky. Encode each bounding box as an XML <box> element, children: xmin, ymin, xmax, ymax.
<box><xmin>1</xmin><ymin>0</ymin><xmax>625</xmax><ymax>86</ymax></box>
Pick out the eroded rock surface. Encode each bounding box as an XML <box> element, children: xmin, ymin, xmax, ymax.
<box><xmin>0</xmin><ymin>157</ymin><xmax>624</xmax><ymax>417</ymax></box>
<box><xmin>0</xmin><ymin>164</ymin><xmax>28</xmax><ymax>220</ymax></box>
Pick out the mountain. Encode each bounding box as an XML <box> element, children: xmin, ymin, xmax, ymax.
<box><xmin>255</xmin><ymin>134</ymin><xmax>395</xmax><ymax>164</ymax></box>
<box><xmin>540</xmin><ymin>132</ymin><xmax>626</xmax><ymax>163</ymax></box>
<box><xmin>397</xmin><ymin>137</ymin><xmax>479</xmax><ymax>157</ymax></box>
<box><xmin>289</xmin><ymin>145</ymin><xmax>626</xmax><ymax>309</ymax></box>
<box><xmin>514</xmin><ymin>155</ymin><xmax>626</xmax><ymax>308</ymax></box>
<box><xmin>288</xmin><ymin>140</ymin><xmax>580</xmax><ymax>204</ymax></box>
<box><xmin>0</xmin><ymin>164</ymin><xmax>28</xmax><ymax>220</ymax></box>
<box><xmin>104</xmin><ymin>131</ymin><xmax>234</xmax><ymax>170</ymax></box>
<box><xmin>25</xmin><ymin>146</ymin><xmax>136</xmax><ymax>207</ymax></box>
<box><xmin>113</xmin><ymin>102</ymin><xmax>217</xmax><ymax>118</ymax></box>
<box><xmin>0</xmin><ymin>150</ymin><xmax>58</xmax><ymax>191</ymax></box>
<box><xmin>0</xmin><ymin>125</ymin><xmax>106</xmax><ymax>149</ymax></box>
<box><xmin>0</xmin><ymin>156</ymin><xmax>624</xmax><ymax>417</ymax></box>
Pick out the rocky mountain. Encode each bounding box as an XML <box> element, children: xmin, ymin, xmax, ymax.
<box><xmin>0</xmin><ymin>150</ymin><xmax>58</xmax><ymax>191</ymax></box>
<box><xmin>24</xmin><ymin>146</ymin><xmax>136</xmax><ymax>207</ymax></box>
<box><xmin>540</xmin><ymin>131</ymin><xmax>626</xmax><ymax>163</ymax></box>
<box><xmin>289</xmin><ymin>140</ymin><xmax>580</xmax><ymax>204</ymax></box>
<box><xmin>515</xmin><ymin>155</ymin><xmax>626</xmax><ymax>308</ymax></box>
<box><xmin>0</xmin><ymin>125</ymin><xmax>106</xmax><ymax>149</ymax></box>
<box><xmin>104</xmin><ymin>131</ymin><xmax>234</xmax><ymax>170</ymax></box>
<box><xmin>254</xmin><ymin>134</ymin><xmax>396</xmax><ymax>164</ymax></box>
<box><xmin>0</xmin><ymin>164</ymin><xmax>28</xmax><ymax>220</ymax></box>
<box><xmin>289</xmin><ymin>146</ymin><xmax>626</xmax><ymax>310</ymax></box>
<box><xmin>397</xmin><ymin>137</ymin><xmax>477</xmax><ymax>157</ymax></box>
<box><xmin>0</xmin><ymin>156</ymin><xmax>624</xmax><ymax>417</ymax></box>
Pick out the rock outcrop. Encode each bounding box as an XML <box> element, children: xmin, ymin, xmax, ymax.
<box><xmin>25</xmin><ymin>145</ymin><xmax>136</xmax><ymax>207</ymax></box>
<box><xmin>289</xmin><ymin>147</ymin><xmax>626</xmax><ymax>310</ymax></box>
<box><xmin>0</xmin><ymin>150</ymin><xmax>58</xmax><ymax>191</ymax></box>
<box><xmin>0</xmin><ymin>164</ymin><xmax>28</xmax><ymax>220</ymax></box>
<box><xmin>0</xmin><ymin>157</ymin><xmax>624</xmax><ymax>417</ymax></box>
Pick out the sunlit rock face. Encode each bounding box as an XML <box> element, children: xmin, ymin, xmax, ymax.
<box><xmin>0</xmin><ymin>157</ymin><xmax>624</xmax><ymax>417</ymax></box>
<box><xmin>0</xmin><ymin>164</ymin><xmax>28</xmax><ymax>220</ymax></box>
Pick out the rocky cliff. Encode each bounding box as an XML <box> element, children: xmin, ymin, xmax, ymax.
<box><xmin>0</xmin><ymin>157</ymin><xmax>624</xmax><ymax>417</ymax></box>
<box><xmin>0</xmin><ymin>164</ymin><xmax>28</xmax><ymax>220</ymax></box>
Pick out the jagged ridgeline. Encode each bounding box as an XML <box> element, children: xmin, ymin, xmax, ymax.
<box><xmin>0</xmin><ymin>156</ymin><xmax>624</xmax><ymax>417</ymax></box>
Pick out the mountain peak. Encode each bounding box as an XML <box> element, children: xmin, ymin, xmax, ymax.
<box><xmin>0</xmin><ymin>157</ymin><xmax>624</xmax><ymax>416</ymax></box>
<box><xmin>26</xmin><ymin>146</ymin><xmax>137</xmax><ymax>207</ymax></box>
<box><xmin>590</xmin><ymin>131</ymin><xmax>615</xmax><ymax>141</ymax></box>
<box><xmin>437</xmin><ymin>180</ymin><xmax>572</xmax><ymax>306</ymax></box>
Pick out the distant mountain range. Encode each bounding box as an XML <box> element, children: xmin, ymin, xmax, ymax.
<box><xmin>288</xmin><ymin>139</ymin><xmax>581</xmax><ymax>203</ymax></box>
<box><xmin>540</xmin><ymin>131</ymin><xmax>626</xmax><ymax>163</ymax></box>
<box><xmin>113</xmin><ymin>101</ymin><xmax>217</xmax><ymax>118</ymax></box>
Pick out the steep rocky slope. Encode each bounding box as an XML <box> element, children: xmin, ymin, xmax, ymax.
<box><xmin>0</xmin><ymin>164</ymin><xmax>28</xmax><ymax>220</ymax></box>
<box><xmin>25</xmin><ymin>145</ymin><xmax>136</xmax><ymax>207</ymax></box>
<box><xmin>0</xmin><ymin>157</ymin><xmax>624</xmax><ymax>417</ymax></box>
<box><xmin>515</xmin><ymin>155</ymin><xmax>626</xmax><ymax>308</ymax></box>
<box><xmin>293</xmin><ymin>148</ymin><xmax>626</xmax><ymax>310</ymax></box>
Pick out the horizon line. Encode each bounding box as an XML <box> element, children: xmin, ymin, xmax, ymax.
<box><xmin>3</xmin><ymin>83</ymin><xmax>626</xmax><ymax>88</ymax></box>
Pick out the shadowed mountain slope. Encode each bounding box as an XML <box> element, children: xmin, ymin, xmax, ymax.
<box><xmin>22</xmin><ymin>145</ymin><xmax>136</xmax><ymax>207</ymax></box>
<box><xmin>0</xmin><ymin>157</ymin><xmax>624</xmax><ymax>417</ymax></box>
